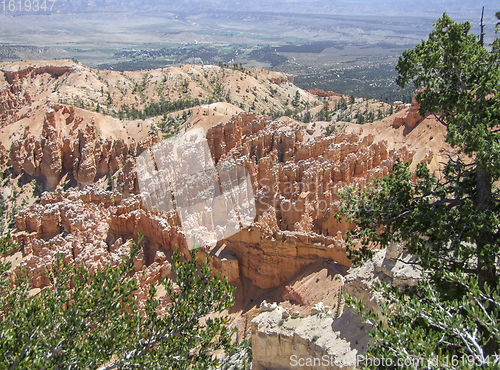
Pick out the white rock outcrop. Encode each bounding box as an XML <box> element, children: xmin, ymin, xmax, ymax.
<box><xmin>251</xmin><ymin>305</ymin><xmax>372</xmax><ymax>370</ymax></box>
<box><xmin>344</xmin><ymin>243</ymin><xmax>422</xmax><ymax>313</ymax></box>
<box><xmin>251</xmin><ymin>243</ymin><xmax>421</xmax><ymax>369</ymax></box>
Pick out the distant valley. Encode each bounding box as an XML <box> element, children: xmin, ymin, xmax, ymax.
<box><xmin>1</xmin><ymin>1</ymin><xmax>497</xmax><ymax>101</ymax></box>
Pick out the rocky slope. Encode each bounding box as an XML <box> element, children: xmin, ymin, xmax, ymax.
<box><xmin>0</xmin><ymin>59</ymin><xmax>317</xmax><ymax>132</ymax></box>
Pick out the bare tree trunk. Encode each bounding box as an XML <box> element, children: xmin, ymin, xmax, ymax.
<box><xmin>476</xmin><ymin>165</ymin><xmax>497</xmax><ymax>356</ymax></box>
<box><xmin>476</xmin><ymin>165</ymin><xmax>495</xmax><ymax>289</ymax></box>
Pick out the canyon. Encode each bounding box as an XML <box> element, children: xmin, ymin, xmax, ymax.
<box><xmin>11</xmin><ymin>110</ymin><xmax>416</xmax><ymax>290</ymax></box>
<box><xmin>0</xmin><ymin>60</ymin><xmax>446</xmax><ymax>368</ymax></box>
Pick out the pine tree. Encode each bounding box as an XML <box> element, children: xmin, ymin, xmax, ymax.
<box><xmin>0</xmin><ymin>234</ymin><xmax>236</xmax><ymax>369</ymax></box>
<box><xmin>339</xmin><ymin>13</ymin><xmax>500</xmax><ymax>366</ymax></box>
<box><xmin>106</xmin><ymin>171</ymin><xmax>113</xmax><ymax>191</ymax></box>
<box><xmin>292</xmin><ymin>90</ymin><xmax>301</xmax><ymax>108</ymax></box>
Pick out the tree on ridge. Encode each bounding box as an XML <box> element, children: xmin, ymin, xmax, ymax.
<box><xmin>339</xmin><ymin>12</ymin><xmax>500</xmax><ymax>367</ymax></box>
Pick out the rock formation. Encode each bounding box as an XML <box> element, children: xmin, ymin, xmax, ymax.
<box><xmin>14</xmin><ymin>188</ymin><xmax>174</xmax><ymax>292</ymax></box>
<box><xmin>392</xmin><ymin>95</ymin><xmax>425</xmax><ymax>133</ymax></box>
<box><xmin>344</xmin><ymin>241</ymin><xmax>421</xmax><ymax>313</ymax></box>
<box><xmin>8</xmin><ymin>104</ymin><xmax>158</xmax><ymax>191</ymax></box>
<box><xmin>307</xmin><ymin>89</ymin><xmax>342</xmax><ymax>98</ymax></box>
<box><xmin>251</xmin><ymin>299</ymin><xmax>372</xmax><ymax>370</ymax></box>
<box><xmin>0</xmin><ymin>86</ymin><xmax>32</xmax><ymax>124</ymax></box>
<box><xmin>268</xmin><ymin>73</ymin><xmax>294</xmax><ymax>84</ymax></box>
<box><xmin>73</xmin><ymin>121</ymin><xmax>98</xmax><ymax>186</ymax></box>
<box><xmin>9</xmin><ymin>111</ymin><xmax>417</xmax><ymax>290</ymax></box>
<box><xmin>0</xmin><ymin>60</ymin><xmax>315</xmax><ymax>135</ymax></box>
<box><xmin>204</xmin><ymin>113</ymin><xmax>413</xmax><ymax>288</ymax></box>
<box><xmin>250</xmin><ymin>241</ymin><xmax>422</xmax><ymax>370</ymax></box>
<box><xmin>2</xmin><ymin>65</ymin><xmax>74</xmax><ymax>85</ymax></box>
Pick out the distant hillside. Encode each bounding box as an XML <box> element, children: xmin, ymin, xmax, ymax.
<box><xmin>0</xmin><ymin>60</ymin><xmax>327</xmax><ymax>147</ymax></box>
<box><xmin>18</xmin><ymin>0</ymin><xmax>499</xmax><ymax>18</ymax></box>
